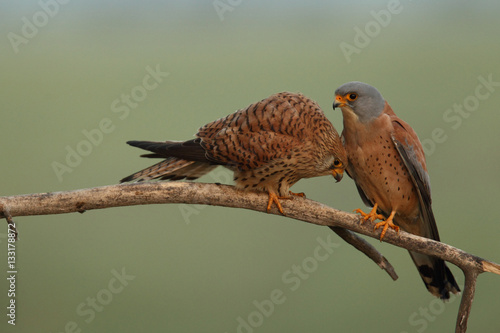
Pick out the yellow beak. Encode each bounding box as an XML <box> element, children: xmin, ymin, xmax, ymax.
<box><xmin>333</xmin><ymin>95</ymin><xmax>347</xmax><ymax>109</ymax></box>
<box><xmin>332</xmin><ymin>168</ymin><xmax>344</xmax><ymax>182</ymax></box>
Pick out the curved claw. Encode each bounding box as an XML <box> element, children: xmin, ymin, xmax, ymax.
<box><xmin>354</xmin><ymin>204</ymin><xmax>384</xmax><ymax>224</ymax></box>
<box><xmin>374</xmin><ymin>210</ymin><xmax>399</xmax><ymax>241</ymax></box>
<box><xmin>267</xmin><ymin>192</ymin><xmax>285</xmax><ymax>215</ymax></box>
<box><xmin>289</xmin><ymin>191</ymin><xmax>306</xmax><ymax>198</ymax></box>
<box><xmin>266</xmin><ymin>191</ymin><xmax>308</xmax><ymax>215</ymax></box>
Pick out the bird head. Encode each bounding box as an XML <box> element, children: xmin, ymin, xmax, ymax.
<box><xmin>333</xmin><ymin>81</ymin><xmax>386</xmax><ymax>123</ymax></box>
<box><xmin>330</xmin><ymin>157</ymin><xmax>345</xmax><ymax>182</ymax></box>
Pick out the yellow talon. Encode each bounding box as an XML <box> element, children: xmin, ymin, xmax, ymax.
<box><xmin>266</xmin><ymin>191</ymin><xmax>307</xmax><ymax>215</ymax></box>
<box><xmin>354</xmin><ymin>203</ymin><xmax>385</xmax><ymax>224</ymax></box>
<box><xmin>373</xmin><ymin>210</ymin><xmax>400</xmax><ymax>241</ymax></box>
<box><xmin>267</xmin><ymin>192</ymin><xmax>286</xmax><ymax>215</ymax></box>
<box><xmin>289</xmin><ymin>191</ymin><xmax>306</xmax><ymax>198</ymax></box>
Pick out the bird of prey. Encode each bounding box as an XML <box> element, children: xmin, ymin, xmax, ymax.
<box><xmin>121</xmin><ymin>92</ymin><xmax>347</xmax><ymax>215</ymax></box>
<box><xmin>333</xmin><ymin>81</ymin><xmax>460</xmax><ymax>299</ymax></box>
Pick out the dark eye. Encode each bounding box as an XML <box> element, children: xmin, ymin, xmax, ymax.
<box><xmin>347</xmin><ymin>93</ymin><xmax>357</xmax><ymax>101</ymax></box>
<box><xmin>333</xmin><ymin>159</ymin><xmax>342</xmax><ymax>167</ymax></box>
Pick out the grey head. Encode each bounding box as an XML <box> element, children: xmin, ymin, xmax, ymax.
<box><xmin>333</xmin><ymin>81</ymin><xmax>385</xmax><ymax>123</ymax></box>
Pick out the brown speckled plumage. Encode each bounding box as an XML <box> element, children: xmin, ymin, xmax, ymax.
<box><xmin>334</xmin><ymin>81</ymin><xmax>460</xmax><ymax>299</ymax></box>
<box><xmin>121</xmin><ymin>92</ymin><xmax>347</xmax><ymax>213</ymax></box>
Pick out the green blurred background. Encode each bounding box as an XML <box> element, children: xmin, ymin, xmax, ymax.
<box><xmin>1</xmin><ymin>1</ymin><xmax>500</xmax><ymax>332</ymax></box>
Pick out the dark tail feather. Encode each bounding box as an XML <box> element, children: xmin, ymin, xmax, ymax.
<box><xmin>409</xmin><ymin>251</ymin><xmax>460</xmax><ymax>299</ymax></box>
<box><xmin>120</xmin><ymin>139</ymin><xmax>217</xmax><ymax>183</ymax></box>
<box><xmin>126</xmin><ymin>139</ymin><xmax>211</xmax><ymax>162</ymax></box>
<box><xmin>120</xmin><ymin>157</ymin><xmax>216</xmax><ymax>183</ymax></box>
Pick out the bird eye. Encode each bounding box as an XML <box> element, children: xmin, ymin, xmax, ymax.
<box><xmin>333</xmin><ymin>159</ymin><xmax>343</xmax><ymax>167</ymax></box>
<box><xmin>347</xmin><ymin>93</ymin><xmax>357</xmax><ymax>101</ymax></box>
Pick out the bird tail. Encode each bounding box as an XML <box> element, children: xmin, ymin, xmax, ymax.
<box><xmin>396</xmin><ymin>198</ymin><xmax>460</xmax><ymax>299</ymax></box>
<box><xmin>120</xmin><ymin>139</ymin><xmax>217</xmax><ymax>183</ymax></box>
<box><xmin>408</xmin><ymin>251</ymin><xmax>460</xmax><ymax>299</ymax></box>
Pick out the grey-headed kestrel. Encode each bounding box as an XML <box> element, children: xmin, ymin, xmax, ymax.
<box><xmin>333</xmin><ymin>81</ymin><xmax>460</xmax><ymax>299</ymax></box>
<box><xmin>121</xmin><ymin>92</ymin><xmax>347</xmax><ymax>215</ymax></box>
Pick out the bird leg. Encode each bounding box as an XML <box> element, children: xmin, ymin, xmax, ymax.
<box><xmin>374</xmin><ymin>210</ymin><xmax>400</xmax><ymax>241</ymax></box>
<box><xmin>266</xmin><ymin>191</ymin><xmax>306</xmax><ymax>215</ymax></box>
<box><xmin>267</xmin><ymin>192</ymin><xmax>286</xmax><ymax>215</ymax></box>
<box><xmin>288</xmin><ymin>191</ymin><xmax>306</xmax><ymax>198</ymax></box>
<box><xmin>354</xmin><ymin>203</ymin><xmax>385</xmax><ymax>223</ymax></box>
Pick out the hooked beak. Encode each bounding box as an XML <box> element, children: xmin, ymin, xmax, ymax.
<box><xmin>332</xmin><ymin>168</ymin><xmax>344</xmax><ymax>182</ymax></box>
<box><xmin>332</xmin><ymin>95</ymin><xmax>347</xmax><ymax>109</ymax></box>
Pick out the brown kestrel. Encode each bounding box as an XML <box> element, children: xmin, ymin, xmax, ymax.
<box><xmin>333</xmin><ymin>81</ymin><xmax>460</xmax><ymax>299</ymax></box>
<box><xmin>121</xmin><ymin>92</ymin><xmax>347</xmax><ymax>214</ymax></box>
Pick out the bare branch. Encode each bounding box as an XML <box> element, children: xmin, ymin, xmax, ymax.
<box><xmin>1</xmin><ymin>182</ymin><xmax>499</xmax><ymax>332</ymax></box>
<box><xmin>456</xmin><ymin>270</ymin><xmax>479</xmax><ymax>333</ymax></box>
<box><xmin>329</xmin><ymin>226</ymin><xmax>398</xmax><ymax>281</ymax></box>
<box><xmin>0</xmin><ymin>203</ymin><xmax>18</xmax><ymax>240</ymax></box>
<box><xmin>482</xmin><ymin>260</ymin><xmax>500</xmax><ymax>275</ymax></box>
<box><xmin>0</xmin><ymin>181</ymin><xmax>397</xmax><ymax>279</ymax></box>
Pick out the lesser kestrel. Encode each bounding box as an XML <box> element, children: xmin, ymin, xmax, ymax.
<box><xmin>333</xmin><ymin>81</ymin><xmax>460</xmax><ymax>299</ymax></box>
<box><xmin>121</xmin><ymin>92</ymin><xmax>347</xmax><ymax>214</ymax></box>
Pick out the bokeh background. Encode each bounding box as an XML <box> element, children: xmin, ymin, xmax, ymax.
<box><xmin>1</xmin><ymin>1</ymin><xmax>500</xmax><ymax>332</ymax></box>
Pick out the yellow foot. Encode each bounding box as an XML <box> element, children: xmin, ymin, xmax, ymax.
<box><xmin>267</xmin><ymin>192</ymin><xmax>286</xmax><ymax>215</ymax></box>
<box><xmin>374</xmin><ymin>210</ymin><xmax>400</xmax><ymax>241</ymax></box>
<box><xmin>354</xmin><ymin>203</ymin><xmax>385</xmax><ymax>224</ymax></box>
<box><xmin>266</xmin><ymin>191</ymin><xmax>307</xmax><ymax>215</ymax></box>
<box><xmin>289</xmin><ymin>191</ymin><xmax>306</xmax><ymax>198</ymax></box>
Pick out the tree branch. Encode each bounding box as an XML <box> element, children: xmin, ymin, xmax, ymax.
<box><xmin>1</xmin><ymin>182</ymin><xmax>499</xmax><ymax>332</ymax></box>
<box><xmin>329</xmin><ymin>226</ymin><xmax>398</xmax><ymax>281</ymax></box>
